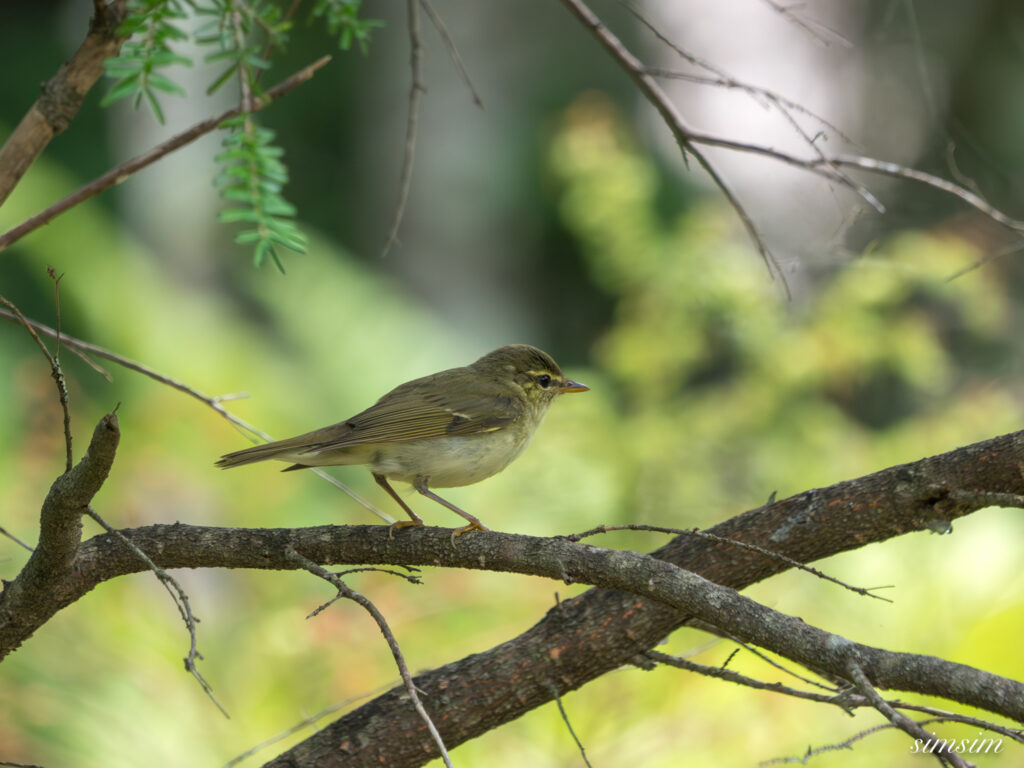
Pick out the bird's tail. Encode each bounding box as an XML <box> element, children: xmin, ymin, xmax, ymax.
<box><xmin>216</xmin><ymin>439</ymin><xmax>299</xmax><ymax>468</ymax></box>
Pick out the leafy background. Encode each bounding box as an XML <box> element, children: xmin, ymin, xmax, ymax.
<box><xmin>2</xmin><ymin>1</ymin><xmax>1024</xmax><ymax>766</ymax></box>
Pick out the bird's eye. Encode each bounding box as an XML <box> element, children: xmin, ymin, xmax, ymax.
<box><xmin>537</xmin><ymin>374</ymin><xmax>552</xmax><ymax>388</ymax></box>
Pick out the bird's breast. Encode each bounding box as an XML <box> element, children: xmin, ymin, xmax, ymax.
<box><xmin>369</xmin><ymin>428</ymin><xmax>530</xmax><ymax>488</ymax></box>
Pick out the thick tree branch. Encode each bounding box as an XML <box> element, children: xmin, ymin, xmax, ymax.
<box><xmin>0</xmin><ymin>426</ymin><xmax>1019</xmax><ymax>766</ymax></box>
<box><xmin>0</xmin><ymin>1</ymin><xmax>128</xmax><ymax>206</ymax></box>
<box><xmin>0</xmin><ymin>413</ymin><xmax>119</xmax><ymax>656</ymax></box>
<box><xmin>259</xmin><ymin>426</ymin><xmax>1024</xmax><ymax>765</ymax></box>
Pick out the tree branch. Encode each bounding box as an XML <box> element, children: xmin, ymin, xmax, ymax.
<box><xmin>0</xmin><ymin>426</ymin><xmax>1019</xmax><ymax>764</ymax></box>
<box><xmin>0</xmin><ymin>413</ymin><xmax>119</xmax><ymax>656</ymax></box>
<box><xmin>0</xmin><ymin>1</ymin><xmax>128</xmax><ymax>206</ymax></box>
<box><xmin>0</xmin><ymin>55</ymin><xmax>332</xmax><ymax>254</ymax></box>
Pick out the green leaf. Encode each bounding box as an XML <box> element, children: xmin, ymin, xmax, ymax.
<box><xmin>218</xmin><ymin>208</ymin><xmax>262</xmax><ymax>223</ymax></box>
<box><xmin>100</xmin><ymin>74</ymin><xmax>142</xmax><ymax>107</ymax></box>
<box><xmin>148</xmin><ymin>50</ymin><xmax>193</xmax><ymax>67</ymax></box>
<box><xmin>141</xmin><ymin>86</ymin><xmax>165</xmax><ymax>124</ymax></box>
<box><xmin>146</xmin><ymin>72</ymin><xmax>187</xmax><ymax>96</ymax></box>
<box><xmin>234</xmin><ymin>230</ymin><xmax>262</xmax><ymax>244</ymax></box>
<box><xmin>206</xmin><ymin>63</ymin><xmax>240</xmax><ymax>95</ymax></box>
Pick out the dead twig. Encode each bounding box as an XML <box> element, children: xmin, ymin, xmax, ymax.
<box><xmin>568</xmin><ymin>524</ymin><xmax>892</xmax><ymax>602</ymax></box>
<box><xmin>84</xmin><ymin>506</ymin><xmax>228</xmax><ymax>717</ymax></box>
<box><xmin>559</xmin><ymin>0</ymin><xmax>791</xmax><ymax>297</ymax></box>
<box><xmin>420</xmin><ymin>0</ymin><xmax>482</xmax><ymax>108</ymax></box>
<box><xmin>381</xmin><ymin>0</ymin><xmax>425</xmax><ymax>258</ymax></box>
<box><xmin>283</xmin><ymin>546</ymin><xmax>453</xmax><ymax>768</ymax></box>
<box><xmin>847</xmin><ymin>663</ymin><xmax>972</xmax><ymax>768</ymax></box>
<box><xmin>0</xmin><ymin>292</ymin><xmax>72</xmax><ymax>471</ymax></box>
<box><xmin>547</xmin><ymin>683</ymin><xmax>593</xmax><ymax>768</ymax></box>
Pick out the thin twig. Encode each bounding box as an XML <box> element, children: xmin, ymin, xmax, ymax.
<box><xmin>760</xmin><ymin>723</ymin><xmax>893</xmax><ymax>765</ymax></box>
<box><xmin>672</xmin><ymin>128</ymin><xmax>1024</xmax><ymax>237</ymax></box>
<box><xmin>47</xmin><ymin>268</ymin><xmax>73</xmax><ymax>472</ymax></box>
<box><xmin>0</xmin><ymin>56</ymin><xmax>332</xmax><ymax>253</ymax></box>
<box><xmin>624</xmin><ymin>0</ymin><xmax>853</xmax><ymax>145</ymax></box>
<box><xmin>847</xmin><ymin>664</ymin><xmax>972</xmax><ymax>768</ymax></box>
<box><xmin>570</xmin><ymin>0</ymin><xmax>1024</xmax><ymax>278</ymax></box>
<box><xmin>84</xmin><ymin>506</ymin><xmax>229</xmax><ymax>717</ymax></box>
<box><xmin>0</xmin><ymin>307</ymin><xmax>393</xmax><ymax>522</ymax></box>
<box><xmin>559</xmin><ymin>0</ymin><xmax>790</xmax><ymax>297</ymax></box>
<box><xmin>729</xmin><ymin>638</ymin><xmax>839</xmax><ymax>692</ymax></box>
<box><xmin>547</xmin><ymin>683</ymin><xmax>593</xmax><ymax>767</ymax></box>
<box><xmin>283</xmin><ymin>547</ymin><xmax>453</xmax><ymax>768</ymax></box>
<box><xmin>419</xmin><ymin>0</ymin><xmax>482</xmax><ymax>107</ymax></box>
<box><xmin>647</xmin><ymin>649</ymin><xmax>847</xmax><ymax>704</ymax></box>
<box><xmin>0</xmin><ymin>293</ymin><xmax>72</xmax><ymax>471</ymax></box>
<box><xmin>646</xmin><ymin>67</ymin><xmax>856</xmax><ymax>148</ymax></box>
<box><xmin>649</xmin><ymin>647</ymin><xmax>1024</xmax><ymax>740</ymax></box>
<box><xmin>381</xmin><ymin>0</ymin><xmax>425</xmax><ymax>258</ymax></box>
<box><xmin>761</xmin><ymin>0</ymin><xmax>854</xmax><ymax>48</ymax></box>
<box><xmin>568</xmin><ymin>524</ymin><xmax>891</xmax><ymax>601</ymax></box>
<box><xmin>223</xmin><ymin>681</ymin><xmax>397</xmax><ymax>768</ymax></box>
<box><xmin>945</xmin><ymin>239</ymin><xmax>1024</xmax><ymax>282</ymax></box>
<box><xmin>0</xmin><ymin>525</ymin><xmax>34</xmax><ymax>552</ymax></box>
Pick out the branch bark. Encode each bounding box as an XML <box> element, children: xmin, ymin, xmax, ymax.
<box><xmin>0</xmin><ymin>413</ymin><xmax>119</xmax><ymax>656</ymax></box>
<box><xmin>0</xmin><ymin>1</ymin><xmax>128</xmax><ymax>206</ymax></box>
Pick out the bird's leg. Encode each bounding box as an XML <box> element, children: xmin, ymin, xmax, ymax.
<box><xmin>413</xmin><ymin>476</ymin><xmax>490</xmax><ymax>540</ymax></box>
<box><xmin>374</xmin><ymin>473</ymin><xmax>424</xmax><ymax>536</ymax></box>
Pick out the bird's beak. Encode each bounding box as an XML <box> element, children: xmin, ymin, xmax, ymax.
<box><xmin>558</xmin><ymin>379</ymin><xmax>589</xmax><ymax>394</ymax></box>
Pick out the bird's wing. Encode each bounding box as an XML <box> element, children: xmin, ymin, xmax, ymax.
<box><xmin>300</xmin><ymin>372</ymin><xmax>523</xmax><ymax>453</ymax></box>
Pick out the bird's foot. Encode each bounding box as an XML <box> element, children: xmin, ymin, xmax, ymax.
<box><xmin>388</xmin><ymin>519</ymin><xmax>425</xmax><ymax>539</ymax></box>
<box><xmin>450</xmin><ymin>520</ymin><xmax>489</xmax><ymax>546</ymax></box>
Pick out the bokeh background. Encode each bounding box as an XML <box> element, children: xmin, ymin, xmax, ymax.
<box><xmin>2</xmin><ymin>0</ymin><xmax>1024</xmax><ymax>766</ymax></box>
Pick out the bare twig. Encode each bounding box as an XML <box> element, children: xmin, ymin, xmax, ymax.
<box><xmin>847</xmin><ymin>664</ymin><xmax>972</xmax><ymax>768</ymax></box>
<box><xmin>381</xmin><ymin>0</ymin><xmax>426</xmax><ymax>258</ymax></box>
<box><xmin>945</xmin><ymin>239</ymin><xmax>1024</xmax><ymax>282</ymax></box>
<box><xmin>0</xmin><ymin>525</ymin><xmax>34</xmax><ymax>553</ymax></box>
<box><xmin>646</xmin><ymin>67</ymin><xmax>857</xmax><ymax>150</ymax></box>
<box><xmin>571</xmin><ymin>0</ymin><xmax>1024</xmax><ymax>283</ymax></box>
<box><xmin>0</xmin><ymin>56</ymin><xmax>332</xmax><ymax>254</ymax></box>
<box><xmin>47</xmin><ymin>268</ymin><xmax>72</xmax><ymax>472</ymax></box>
<box><xmin>648</xmin><ymin>645</ymin><xmax>1021</xmax><ymax>766</ymax></box>
<box><xmin>0</xmin><ymin>307</ymin><xmax>393</xmax><ymax>522</ymax></box>
<box><xmin>283</xmin><ymin>547</ymin><xmax>453</xmax><ymax>768</ymax></box>
<box><xmin>647</xmin><ymin>649</ymin><xmax>846</xmax><ymax>704</ymax></box>
<box><xmin>568</xmin><ymin>524</ymin><xmax>891</xmax><ymax>601</ymax></box>
<box><xmin>419</xmin><ymin>0</ymin><xmax>482</xmax><ymax>107</ymax></box>
<box><xmin>223</xmin><ymin>681</ymin><xmax>397</xmax><ymax>768</ymax></box>
<box><xmin>0</xmin><ymin>293</ymin><xmax>72</xmax><ymax>471</ymax></box>
<box><xmin>625</xmin><ymin>1</ymin><xmax>853</xmax><ymax>146</ymax></box>
<box><xmin>672</xmin><ymin>129</ymin><xmax>1024</xmax><ymax>236</ymax></box>
<box><xmin>83</xmin><ymin>506</ymin><xmax>228</xmax><ymax>717</ymax></box>
<box><xmin>547</xmin><ymin>683</ymin><xmax>593</xmax><ymax>768</ymax></box>
<box><xmin>558</xmin><ymin>0</ymin><xmax>791</xmax><ymax>297</ymax></box>
<box><xmin>762</xmin><ymin>0</ymin><xmax>854</xmax><ymax>48</ymax></box>
<box><xmin>760</xmin><ymin>723</ymin><xmax>893</xmax><ymax>765</ymax></box>
<box><xmin>728</xmin><ymin>638</ymin><xmax>839</xmax><ymax>692</ymax></box>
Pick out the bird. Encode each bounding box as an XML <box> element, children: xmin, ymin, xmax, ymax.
<box><xmin>216</xmin><ymin>344</ymin><xmax>589</xmax><ymax>535</ymax></box>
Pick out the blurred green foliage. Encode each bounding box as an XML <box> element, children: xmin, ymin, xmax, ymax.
<box><xmin>2</xmin><ymin>59</ymin><xmax>1024</xmax><ymax>768</ymax></box>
